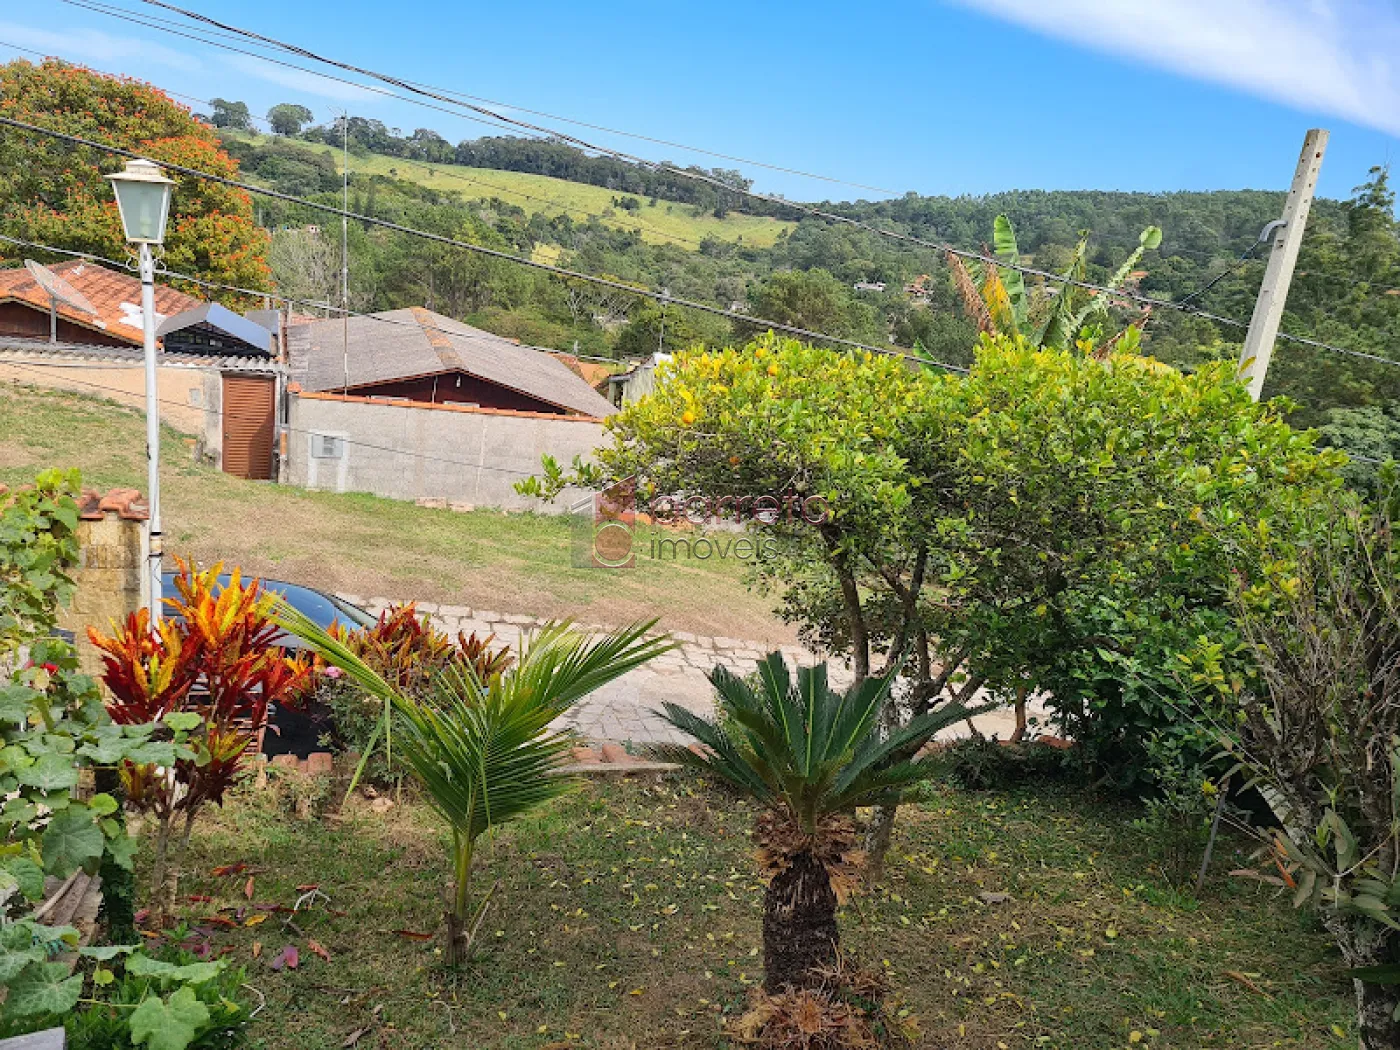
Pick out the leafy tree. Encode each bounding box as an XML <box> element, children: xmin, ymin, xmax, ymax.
<box><xmin>266</xmin><ymin>102</ymin><xmax>313</xmax><ymax>136</ymax></box>
<box><xmin>207</xmin><ymin>98</ymin><xmax>251</xmax><ymax>130</ymax></box>
<box><xmin>522</xmin><ymin>331</ymin><xmax>1340</xmax><ymax>871</ymax></box>
<box><xmin>747</xmin><ymin>269</ymin><xmax>879</xmax><ymax>343</ymax></box>
<box><xmin>614</xmin><ymin>303</ymin><xmax>732</xmax><ymax>357</ymax></box>
<box><xmin>652</xmin><ymin>654</ymin><xmax>970</xmax><ymax>991</ymax></box>
<box><xmin>0</xmin><ymin>60</ymin><xmax>271</xmax><ymax>300</ymax></box>
<box><xmin>279</xmin><ymin>612</ymin><xmax>672</xmax><ymax>964</ymax></box>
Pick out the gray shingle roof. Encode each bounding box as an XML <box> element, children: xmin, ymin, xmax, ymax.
<box><xmin>286</xmin><ymin>307</ymin><xmax>615</xmax><ymax>417</ymax></box>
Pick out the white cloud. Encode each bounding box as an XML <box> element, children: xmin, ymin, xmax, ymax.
<box><xmin>0</xmin><ymin>21</ymin><xmax>202</xmax><ymax>72</ymax></box>
<box><xmin>949</xmin><ymin>0</ymin><xmax>1400</xmax><ymax>137</ymax></box>
<box><xmin>222</xmin><ymin>53</ymin><xmax>381</xmax><ymax>104</ymax></box>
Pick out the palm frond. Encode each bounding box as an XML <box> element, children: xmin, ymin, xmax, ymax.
<box><xmin>653</xmin><ymin>654</ymin><xmax>948</xmax><ymax>834</ymax></box>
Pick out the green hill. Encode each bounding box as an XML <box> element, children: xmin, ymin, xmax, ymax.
<box><xmin>222</xmin><ymin>130</ymin><xmax>794</xmax><ymax>249</ymax></box>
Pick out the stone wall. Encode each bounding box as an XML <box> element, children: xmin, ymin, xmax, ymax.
<box><xmin>58</xmin><ymin>489</ymin><xmax>148</xmax><ymax>676</ymax></box>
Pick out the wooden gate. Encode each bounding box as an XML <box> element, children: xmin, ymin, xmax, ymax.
<box><xmin>221</xmin><ymin>375</ymin><xmax>275</xmax><ymax>480</ymax></box>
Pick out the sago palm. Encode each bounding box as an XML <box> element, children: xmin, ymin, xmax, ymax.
<box><xmin>652</xmin><ymin>653</ymin><xmax>971</xmax><ymax>992</ymax></box>
<box><xmin>278</xmin><ymin>607</ymin><xmax>673</xmax><ymax>963</ymax></box>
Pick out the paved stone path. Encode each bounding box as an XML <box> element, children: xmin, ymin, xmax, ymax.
<box><xmin>339</xmin><ymin>595</ymin><xmax>1037</xmax><ymax>746</ymax></box>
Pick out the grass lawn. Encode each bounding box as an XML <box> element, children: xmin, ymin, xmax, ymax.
<box><xmin>222</xmin><ymin>131</ymin><xmax>796</xmax><ymax>249</ymax></box>
<box><xmin>0</xmin><ymin>384</ymin><xmax>795</xmax><ymax>642</ymax></box>
<box><xmin>161</xmin><ymin>775</ymin><xmax>1354</xmax><ymax>1050</ymax></box>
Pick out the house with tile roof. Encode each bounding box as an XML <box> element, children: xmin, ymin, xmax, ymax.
<box><xmin>0</xmin><ymin>260</ymin><xmax>286</xmax><ymax>480</ymax></box>
<box><xmin>0</xmin><ymin>259</ymin><xmax>204</xmax><ymax>347</ymax></box>
<box><xmin>286</xmin><ymin>307</ymin><xmax>616</xmax><ymax>418</ymax></box>
<box><xmin>283</xmin><ymin>307</ymin><xmax>614</xmax><ymax>512</ymax></box>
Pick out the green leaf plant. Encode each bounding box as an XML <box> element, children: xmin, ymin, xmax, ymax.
<box><xmin>277</xmin><ymin>604</ymin><xmax>673</xmax><ymax>964</ymax></box>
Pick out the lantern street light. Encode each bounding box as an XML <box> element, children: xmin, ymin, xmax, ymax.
<box><xmin>106</xmin><ymin>158</ymin><xmax>175</xmax><ymax>620</ymax></box>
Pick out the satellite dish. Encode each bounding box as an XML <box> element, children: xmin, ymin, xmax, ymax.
<box><xmin>24</xmin><ymin>260</ymin><xmax>98</xmax><ymax>344</ymax></box>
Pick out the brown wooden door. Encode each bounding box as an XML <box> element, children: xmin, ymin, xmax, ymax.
<box><xmin>221</xmin><ymin>375</ymin><xmax>275</xmax><ymax>480</ymax></box>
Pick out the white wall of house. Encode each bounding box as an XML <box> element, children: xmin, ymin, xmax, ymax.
<box><xmin>286</xmin><ymin>392</ymin><xmax>604</xmax><ymax>513</ymax></box>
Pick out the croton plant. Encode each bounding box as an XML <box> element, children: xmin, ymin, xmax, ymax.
<box><xmin>89</xmin><ymin>559</ymin><xmax>316</xmax><ymax>913</ymax></box>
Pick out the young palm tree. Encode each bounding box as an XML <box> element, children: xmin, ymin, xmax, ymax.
<box><xmin>278</xmin><ymin>608</ymin><xmax>673</xmax><ymax>964</ymax></box>
<box><xmin>652</xmin><ymin>653</ymin><xmax>973</xmax><ymax>992</ymax></box>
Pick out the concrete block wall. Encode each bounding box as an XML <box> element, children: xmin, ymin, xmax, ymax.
<box><xmin>57</xmin><ymin>489</ymin><xmax>148</xmax><ymax>676</ymax></box>
<box><xmin>287</xmin><ymin>392</ymin><xmax>604</xmax><ymax>513</ymax></box>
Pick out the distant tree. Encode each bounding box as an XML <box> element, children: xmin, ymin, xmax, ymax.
<box><xmin>268</xmin><ymin>227</ymin><xmax>338</xmax><ymax>311</ymax></box>
<box><xmin>266</xmin><ymin>103</ymin><xmax>314</xmax><ymax>136</ymax></box>
<box><xmin>614</xmin><ymin>303</ymin><xmax>731</xmax><ymax>357</ymax></box>
<box><xmin>208</xmin><ymin>97</ymin><xmax>252</xmax><ymax>130</ymax></box>
<box><xmin>1321</xmin><ymin>403</ymin><xmax>1400</xmax><ymax>493</ymax></box>
<box><xmin>747</xmin><ymin>268</ymin><xmax>878</xmax><ymax>343</ymax></box>
<box><xmin>0</xmin><ymin>60</ymin><xmax>270</xmax><ymax>299</ymax></box>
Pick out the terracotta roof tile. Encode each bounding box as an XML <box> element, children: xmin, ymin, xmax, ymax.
<box><xmin>77</xmin><ymin>487</ymin><xmax>149</xmax><ymax>521</ymax></box>
<box><xmin>0</xmin><ymin>261</ymin><xmax>202</xmax><ymax>347</ymax></box>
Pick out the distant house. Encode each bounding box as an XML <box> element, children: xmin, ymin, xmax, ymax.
<box><xmin>287</xmin><ymin>307</ymin><xmax>615</xmax><ymax>417</ymax></box>
<box><xmin>606</xmin><ymin>352</ymin><xmax>672</xmax><ymax>408</ymax></box>
<box><xmin>0</xmin><ymin>259</ymin><xmax>202</xmax><ymax>347</ymax></box>
<box><xmin>852</xmin><ymin>281</ymin><xmax>886</xmax><ymax>293</ymax></box>
<box><xmin>284</xmin><ymin>307</ymin><xmax>615</xmax><ymax>511</ymax></box>
<box><xmin>0</xmin><ymin>261</ymin><xmax>286</xmax><ymax>480</ymax></box>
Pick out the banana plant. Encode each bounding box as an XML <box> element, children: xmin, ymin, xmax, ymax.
<box><xmin>951</xmin><ymin>214</ymin><xmax>1161</xmax><ymax>352</ymax></box>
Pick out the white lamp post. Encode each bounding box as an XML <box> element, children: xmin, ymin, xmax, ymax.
<box><xmin>105</xmin><ymin>159</ymin><xmax>175</xmax><ymax>621</ymax></box>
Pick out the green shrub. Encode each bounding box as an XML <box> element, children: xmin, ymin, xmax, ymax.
<box><xmin>936</xmin><ymin>737</ymin><xmax>1079</xmax><ymax>791</ymax></box>
<box><xmin>63</xmin><ymin>954</ymin><xmax>250</xmax><ymax>1050</ymax></box>
<box><xmin>1130</xmin><ymin>731</ymin><xmax>1225</xmax><ymax>887</ymax></box>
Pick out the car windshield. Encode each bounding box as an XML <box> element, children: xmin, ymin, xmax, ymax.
<box><xmin>159</xmin><ymin>573</ymin><xmax>375</xmax><ymax>638</ymax></box>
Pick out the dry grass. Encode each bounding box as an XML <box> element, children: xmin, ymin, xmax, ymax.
<box><xmin>0</xmin><ymin>383</ymin><xmax>797</xmax><ymax>641</ymax></box>
<box><xmin>151</xmin><ymin>776</ymin><xmax>1356</xmax><ymax>1050</ymax></box>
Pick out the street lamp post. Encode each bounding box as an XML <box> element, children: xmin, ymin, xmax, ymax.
<box><xmin>105</xmin><ymin>159</ymin><xmax>175</xmax><ymax>621</ymax></box>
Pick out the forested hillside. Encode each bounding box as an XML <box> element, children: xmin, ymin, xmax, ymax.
<box><xmin>1</xmin><ymin>58</ymin><xmax>1395</xmax><ymax>437</ymax></box>
<box><xmin>224</xmin><ymin>121</ymin><xmax>1398</xmax><ymax>431</ymax></box>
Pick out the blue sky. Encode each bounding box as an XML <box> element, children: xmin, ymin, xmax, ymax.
<box><xmin>2</xmin><ymin>0</ymin><xmax>1398</xmax><ymax>205</ymax></box>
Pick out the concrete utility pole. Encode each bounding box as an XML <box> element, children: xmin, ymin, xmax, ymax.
<box><xmin>1237</xmin><ymin>128</ymin><xmax>1328</xmax><ymax>400</ymax></box>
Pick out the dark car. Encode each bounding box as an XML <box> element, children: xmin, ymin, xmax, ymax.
<box><xmin>160</xmin><ymin>572</ymin><xmax>376</xmax><ymax>759</ymax></box>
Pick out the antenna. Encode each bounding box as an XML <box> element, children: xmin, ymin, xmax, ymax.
<box><xmin>24</xmin><ymin>260</ymin><xmax>97</xmax><ymax>343</ymax></box>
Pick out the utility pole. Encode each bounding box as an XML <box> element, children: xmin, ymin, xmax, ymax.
<box><xmin>1237</xmin><ymin>128</ymin><xmax>1328</xmax><ymax>400</ymax></box>
<box><xmin>341</xmin><ymin>109</ymin><xmax>351</xmax><ymax>396</ymax></box>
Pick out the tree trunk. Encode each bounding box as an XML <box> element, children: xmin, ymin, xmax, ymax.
<box><xmin>151</xmin><ymin>812</ymin><xmax>174</xmax><ymax>922</ymax></box>
<box><xmin>1010</xmin><ymin>685</ymin><xmax>1028</xmax><ymax>743</ymax></box>
<box><xmin>1322</xmin><ymin>912</ymin><xmax>1400</xmax><ymax>1050</ymax></box>
<box><xmin>863</xmin><ymin>806</ymin><xmax>897</xmax><ymax>885</ymax></box>
<box><xmin>445</xmin><ymin>831</ymin><xmax>475</xmax><ymax>967</ymax></box>
<box><xmin>762</xmin><ymin>850</ymin><xmax>839</xmax><ymax>993</ymax></box>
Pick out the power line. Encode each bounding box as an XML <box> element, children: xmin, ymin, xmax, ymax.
<box><xmin>0</xmin><ymin>358</ymin><xmax>548</xmax><ymax>478</ymax></box>
<box><xmin>1</xmin><ymin>30</ymin><xmax>711</xmax><ymax>252</ymax></box>
<box><xmin>0</xmin><ymin>36</ymin><xmax>275</xmax><ymax>126</ymax></box>
<box><xmin>0</xmin><ymin>114</ymin><xmax>968</xmax><ymax>372</ymax></box>
<box><xmin>0</xmin><ymin>231</ymin><xmax>634</xmax><ymax>369</ymax></box>
<box><xmin>96</xmin><ymin>0</ymin><xmax>1396</xmax><ymax>365</ymax></box>
<box><xmin>53</xmin><ymin>0</ymin><xmax>904</xmax><ymax>199</ymax></box>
